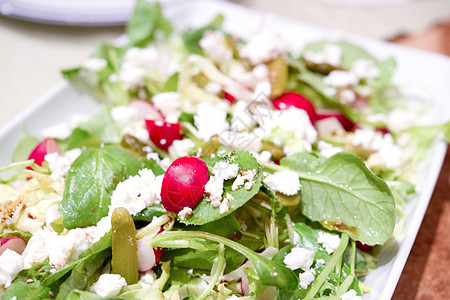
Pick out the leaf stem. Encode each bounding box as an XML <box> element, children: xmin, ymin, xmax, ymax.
<box><xmin>304</xmin><ymin>233</ymin><xmax>349</xmax><ymax>300</ymax></box>
<box><xmin>0</xmin><ymin>159</ymin><xmax>34</xmax><ymax>173</ymax></box>
<box><xmin>350</xmin><ymin>239</ymin><xmax>356</xmax><ymax>277</ymax></box>
<box><xmin>136</xmin><ymin>213</ymin><xmax>172</xmax><ymax>239</ymax></box>
<box><xmin>198</xmin><ymin>244</ymin><xmax>225</xmax><ymax>300</ymax></box>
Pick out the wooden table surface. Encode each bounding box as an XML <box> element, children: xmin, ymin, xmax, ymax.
<box><xmin>390</xmin><ymin>21</ymin><xmax>450</xmax><ymax>300</ymax></box>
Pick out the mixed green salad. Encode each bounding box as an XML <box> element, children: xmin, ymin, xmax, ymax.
<box><xmin>1</xmin><ymin>1</ymin><xmax>449</xmax><ymax>299</ymax></box>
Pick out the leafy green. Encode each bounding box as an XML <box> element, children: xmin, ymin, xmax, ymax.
<box><xmin>182</xmin><ymin>14</ymin><xmax>224</xmax><ymax>54</ymax></box>
<box><xmin>13</xmin><ymin>135</ymin><xmax>39</xmax><ymax>163</ymax></box>
<box><xmin>181</xmin><ymin>151</ymin><xmax>262</xmax><ymax>225</ymax></box>
<box><xmin>279</xmin><ymin>152</ymin><xmax>395</xmax><ymax>245</ymax></box>
<box><xmin>0</xmin><ymin>228</ymin><xmax>32</xmax><ymax>242</ymax></box>
<box><xmin>133</xmin><ymin>205</ymin><xmax>167</xmax><ymax>222</ymax></box>
<box><xmin>78</xmin><ymin>109</ymin><xmax>122</xmax><ymax>144</ymax></box>
<box><xmin>126</xmin><ymin>0</ymin><xmax>173</xmax><ymax>48</ymax></box>
<box><xmin>59</xmin><ymin>128</ymin><xmax>101</xmax><ymax>151</ymax></box>
<box><xmin>61</xmin><ymin>67</ymin><xmax>82</xmax><ymax>80</ymax></box>
<box><xmin>60</xmin><ymin>146</ymin><xmax>142</xmax><ymax>229</ymax></box>
<box><xmin>161</xmin><ymin>72</ymin><xmax>179</xmax><ymax>92</ymax></box>
<box><xmin>65</xmin><ymin>290</ymin><xmax>126</xmax><ymax>300</ymax></box>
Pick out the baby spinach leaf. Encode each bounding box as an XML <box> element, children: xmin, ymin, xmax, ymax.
<box><xmin>13</xmin><ymin>135</ymin><xmax>39</xmax><ymax>163</ymax></box>
<box><xmin>281</xmin><ymin>152</ymin><xmax>395</xmax><ymax>245</ymax></box>
<box><xmin>65</xmin><ymin>290</ymin><xmax>126</xmax><ymax>300</ymax></box>
<box><xmin>182</xmin><ymin>14</ymin><xmax>224</xmax><ymax>54</ymax></box>
<box><xmin>60</xmin><ymin>146</ymin><xmax>141</xmax><ymax>229</ymax></box>
<box><xmin>77</xmin><ymin>109</ymin><xmax>122</xmax><ymax>144</ymax></box>
<box><xmin>181</xmin><ymin>151</ymin><xmax>262</xmax><ymax>225</ymax></box>
<box><xmin>133</xmin><ymin>205</ymin><xmax>167</xmax><ymax>222</ymax></box>
<box><xmin>126</xmin><ymin>0</ymin><xmax>173</xmax><ymax>48</ymax></box>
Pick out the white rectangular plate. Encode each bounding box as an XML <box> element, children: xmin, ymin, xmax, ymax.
<box><xmin>1</xmin><ymin>0</ymin><xmax>449</xmax><ymax>299</ymax></box>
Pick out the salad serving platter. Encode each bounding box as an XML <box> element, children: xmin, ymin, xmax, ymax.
<box><xmin>1</xmin><ymin>0</ymin><xmax>449</xmax><ymax>299</ymax></box>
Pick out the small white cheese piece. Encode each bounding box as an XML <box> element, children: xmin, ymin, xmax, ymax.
<box><xmin>178</xmin><ymin>206</ymin><xmax>193</xmax><ymax>220</ymax></box>
<box><xmin>239</xmin><ymin>31</ymin><xmax>286</xmax><ymax>65</ymax></box>
<box><xmin>263</xmin><ymin>171</ymin><xmax>301</xmax><ymax>196</ymax></box>
<box><xmin>111</xmin><ymin>106</ymin><xmax>139</xmax><ymax>126</ymax></box>
<box><xmin>219</xmin><ymin>197</ymin><xmax>230</xmax><ymax>214</ymax></box>
<box><xmin>194</xmin><ymin>103</ymin><xmax>229</xmax><ymax>141</ymax></box>
<box><xmin>283</xmin><ymin>247</ymin><xmax>315</xmax><ymax>271</ymax></box>
<box><xmin>318</xmin><ymin>232</ymin><xmax>341</xmax><ymax>254</ymax></box>
<box><xmin>205</xmin><ymin>176</ymin><xmax>224</xmax><ymax>204</ymax></box>
<box><xmin>304</xmin><ymin>44</ymin><xmax>342</xmax><ymax>66</ymax></box>
<box><xmin>83</xmin><ymin>57</ymin><xmax>107</xmax><ymax>71</ymax></box>
<box><xmin>212</xmin><ymin>161</ymin><xmax>239</xmax><ymax>180</ymax></box>
<box><xmin>339</xmin><ymin>89</ymin><xmax>356</xmax><ymax>104</ymax></box>
<box><xmin>324</xmin><ymin>70</ymin><xmax>359</xmax><ymax>88</ymax></box>
<box><xmin>204</xmin><ymin>82</ymin><xmax>222</xmax><ymax>95</ymax></box>
<box><xmin>299</xmin><ymin>269</ymin><xmax>315</xmax><ymax>289</ymax></box>
<box><xmin>41</xmin><ymin>122</ymin><xmax>72</xmax><ymax>140</ymax></box>
<box><xmin>152</xmin><ymin>92</ymin><xmax>181</xmax><ymax>123</ymax></box>
<box><xmin>22</xmin><ymin>227</ymin><xmax>57</xmax><ymax>268</ymax></box>
<box><xmin>0</xmin><ymin>249</ymin><xmax>24</xmax><ymax>288</ymax></box>
<box><xmin>318</xmin><ymin>141</ymin><xmax>343</xmax><ymax>158</ymax></box>
<box><xmin>47</xmin><ymin>228</ymin><xmax>92</xmax><ymax>269</ymax></box>
<box><xmin>90</xmin><ymin>274</ymin><xmax>127</xmax><ymax>297</ymax></box>
<box><xmin>341</xmin><ymin>289</ymin><xmax>362</xmax><ymax>300</ymax></box>
<box><xmin>200</xmin><ymin>31</ymin><xmax>233</xmax><ymax>63</ymax></box>
<box><xmin>45</xmin><ymin>148</ymin><xmax>82</xmax><ymax>181</ymax></box>
<box><xmin>168</xmin><ymin>139</ymin><xmax>195</xmax><ymax>158</ymax></box>
<box><xmin>351</xmin><ymin>59</ymin><xmax>380</xmax><ymax>83</ymax></box>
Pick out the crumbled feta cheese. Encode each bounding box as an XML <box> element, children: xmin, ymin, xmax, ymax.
<box><xmin>299</xmin><ymin>269</ymin><xmax>315</xmax><ymax>289</ymax></box>
<box><xmin>339</xmin><ymin>89</ymin><xmax>356</xmax><ymax>104</ymax></box>
<box><xmin>352</xmin><ymin>128</ymin><xmax>385</xmax><ymax>151</ymax></box>
<box><xmin>178</xmin><ymin>206</ymin><xmax>193</xmax><ymax>220</ymax></box>
<box><xmin>351</xmin><ymin>59</ymin><xmax>380</xmax><ymax>82</ymax></box>
<box><xmin>252</xmin><ymin>80</ymin><xmax>272</xmax><ymax>99</ymax></box>
<box><xmin>264</xmin><ymin>171</ymin><xmax>301</xmax><ymax>196</ymax></box>
<box><xmin>231</xmin><ymin>175</ymin><xmax>245</xmax><ymax>191</ymax></box>
<box><xmin>212</xmin><ymin>161</ymin><xmax>239</xmax><ymax>180</ymax></box>
<box><xmin>318</xmin><ymin>232</ymin><xmax>341</xmax><ymax>254</ymax></box>
<box><xmin>219</xmin><ymin>197</ymin><xmax>230</xmax><ymax>214</ymax></box>
<box><xmin>22</xmin><ymin>227</ymin><xmax>57</xmax><ymax>268</ymax></box>
<box><xmin>119</xmin><ymin>66</ymin><xmax>147</xmax><ymax>90</ymax></box>
<box><xmin>0</xmin><ymin>249</ymin><xmax>24</xmax><ymax>288</ymax></box>
<box><xmin>83</xmin><ymin>57</ymin><xmax>107</xmax><ymax>71</ymax></box>
<box><xmin>386</xmin><ymin>109</ymin><xmax>415</xmax><ymax>132</ymax></box>
<box><xmin>341</xmin><ymin>289</ymin><xmax>362</xmax><ymax>300</ymax></box>
<box><xmin>232</xmin><ymin>64</ymin><xmax>270</xmax><ymax>89</ymax></box>
<box><xmin>123</xmin><ymin>120</ymin><xmax>150</xmax><ymax>143</ymax></box>
<box><xmin>168</xmin><ymin>139</ymin><xmax>195</xmax><ymax>158</ymax></box>
<box><xmin>251</xmin><ymin>150</ymin><xmax>272</xmax><ymax>163</ymax></box>
<box><xmin>318</xmin><ymin>141</ymin><xmax>343</xmax><ymax>158</ymax></box>
<box><xmin>111</xmin><ymin>106</ymin><xmax>139</xmax><ymax>126</ymax></box>
<box><xmin>109</xmin><ymin>169</ymin><xmax>161</xmax><ymax>216</ymax></box>
<box><xmin>45</xmin><ymin>148</ymin><xmax>82</xmax><ymax>181</ymax></box>
<box><xmin>90</xmin><ymin>274</ymin><xmax>127</xmax><ymax>297</ymax></box>
<box><xmin>194</xmin><ymin>103</ymin><xmax>229</xmax><ymax>141</ymax></box>
<box><xmin>316</xmin><ymin>258</ymin><xmax>326</xmax><ymax>266</ymax></box>
<box><xmin>303</xmin><ymin>44</ymin><xmax>342</xmax><ymax>67</ymax></box>
<box><xmin>200</xmin><ymin>31</ymin><xmax>233</xmax><ymax>63</ymax></box>
<box><xmin>204</xmin><ymin>82</ymin><xmax>222</xmax><ymax>95</ymax></box>
<box><xmin>205</xmin><ymin>176</ymin><xmax>224</xmax><ymax>203</ymax></box>
<box><xmin>324</xmin><ymin>70</ymin><xmax>359</xmax><ymax>88</ymax></box>
<box><xmin>239</xmin><ymin>31</ymin><xmax>286</xmax><ymax>65</ymax></box>
<box><xmin>315</xmin><ymin>117</ymin><xmax>346</xmax><ymax>136</ymax></box>
<box><xmin>139</xmin><ymin>271</ymin><xmax>156</xmax><ymax>288</ymax></box>
<box><xmin>241</xmin><ymin>169</ymin><xmax>257</xmax><ymax>182</ymax></box>
<box><xmin>244</xmin><ymin>182</ymin><xmax>253</xmax><ymax>190</ymax></box>
<box><xmin>41</xmin><ymin>122</ymin><xmax>72</xmax><ymax>140</ymax></box>
<box><xmin>47</xmin><ymin>228</ymin><xmax>92</xmax><ymax>269</ymax></box>
<box><xmin>283</xmin><ymin>247</ymin><xmax>315</xmax><ymax>271</ymax></box>
<box><xmin>152</xmin><ymin>92</ymin><xmax>181</xmax><ymax>122</ymax></box>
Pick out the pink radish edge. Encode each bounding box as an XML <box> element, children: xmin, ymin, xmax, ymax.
<box><xmin>129</xmin><ymin>99</ymin><xmax>164</xmax><ymax>120</ymax></box>
<box><xmin>137</xmin><ymin>227</ymin><xmax>164</xmax><ymax>272</ymax></box>
<box><xmin>0</xmin><ymin>237</ymin><xmax>27</xmax><ymax>256</ymax></box>
<box><xmin>241</xmin><ymin>274</ymin><xmax>250</xmax><ymax>296</ymax></box>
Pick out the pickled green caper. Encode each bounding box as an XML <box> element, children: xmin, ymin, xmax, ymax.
<box><xmin>120</xmin><ymin>134</ymin><xmax>148</xmax><ymax>158</ymax></box>
<box><xmin>303</xmin><ymin>59</ymin><xmax>344</xmax><ymax>75</ymax></box>
<box><xmin>268</xmin><ymin>55</ymin><xmax>288</xmax><ymax>98</ymax></box>
<box><xmin>201</xmin><ymin>136</ymin><xmax>221</xmax><ymax>157</ymax></box>
<box><xmin>111</xmin><ymin>207</ymin><xmax>139</xmax><ymax>285</ymax></box>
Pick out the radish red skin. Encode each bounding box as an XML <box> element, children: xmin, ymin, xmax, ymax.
<box><xmin>224</xmin><ymin>92</ymin><xmax>236</xmax><ymax>103</ymax></box>
<box><xmin>356</xmin><ymin>241</ymin><xmax>374</xmax><ymax>252</ymax></box>
<box><xmin>161</xmin><ymin>156</ymin><xmax>209</xmax><ymax>213</ymax></box>
<box><xmin>130</xmin><ymin>99</ymin><xmax>164</xmax><ymax>120</ymax></box>
<box><xmin>27</xmin><ymin>138</ymin><xmax>61</xmax><ymax>172</ymax></box>
<box><xmin>273</xmin><ymin>92</ymin><xmax>317</xmax><ymax>124</ymax></box>
<box><xmin>316</xmin><ymin>112</ymin><xmax>355</xmax><ymax>132</ymax></box>
<box><xmin>145</xmin><ymin>120</ymin><xmax>183</xmax><ymax>151</ymax></box>
<box><xmin>0</xmin><ymin>236</ymin><xmax>26</xmax><ymax>255</ymax></box>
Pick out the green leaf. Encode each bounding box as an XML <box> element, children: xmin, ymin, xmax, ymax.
<box><xmin>181</xmin><ymin>151</ymin><xmax>262</xmax><ymax>225</ymax></box>
<box><xmin>126</xmin><ymin>0</ymin><xmax>173</xmax><ymax>48</ymax></box>
<box><xmin>132</xmin><ymin>205</ymin><xmax>167</xmax><ymax>222</ymax></box>
<box><xmin>182</xmin><ymin>14</ymin><xmax>224</xmax><ymax>54</ymax></box>
<box><xmin>61</xmin><ymin>67</ymin><xmax>81</xmax><ymax>80</ymax></box>
<box><xmin>139</xmin><ymin>158</ymin><xmax>165</xmax><ymax>176</ymax></box>
<box><xmin>60</xmin><ymin>146</ymin><xmax>141</xmax><ymax>229</ymax></box>
<box><xmin>77</xmin><ymin>109</ymin><xmax>122</xmax><ymax>144</ymax></box>
<box><xmin>59</xmin><ymin>128</ymin><xmax>102</xmax><ymax>151</ymax></box>
<box><xmin>0</xmin><ymin>228</ymin><xmax>32</xmax><ymax>243</ymax></box>
<box><xmin>161</xmin><ymin>72</ymin><xmax>179</xmax><ymax>92</ymax></box>
<box><xmin>65</xmin><ymin>290</ymin><xmax>126</xmax><ymax>300</ymax></box>
<box><xmin>13</xmin><ymin>135</ymin><xmax>39</xmax><ymax>163</ymax></box>
<box><xmin>280</xmin><ymin>152</ymin><xmax>395</xmax><ymax>245</ymax></box>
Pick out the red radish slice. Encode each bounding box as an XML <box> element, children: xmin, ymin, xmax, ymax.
<box><xmin>27</xmin><ymin>138</ymin><xmax>61</xmax><ymax>167</ymax></box>
<box><xmin>145</xmin><ymin>120</ymin><xmax>183</xmax><ymax>151</ymax></box>
<box><xmin>0</xmin><ymin>237</ymin><xmax>26</xmax><ymax>256</ymax></box>
<box><xmin>241</xmin><ymin>274</ymin><xmax>250</xmax><ymax>296</ymax></box>
<box><xmin>130</xmin><ymin>100</ymin><xmax>164</xmax><ymax>120</ymax></box>
<box><xmin>356</xmin><ymin>241</ymin><xmax>374</xmax><ymax>252</ymax></box>
<box><xmin>224</xmin><ymin>92</ymin><xmax>236</xmax><ymax>103</ymax></box>
<box><xmin>137</xmin><ymin>227</ymin><xmax>164</xmax><ymax>272</ymax></box>
<box><xmin>316</xmin><ymin>112</ymin><xmax>355</xmax><ymax>132</ymax></box>
<box><xmin>272</xmin><ymin>92</ymin><xmax>317</xmax><ymax>124</ymax></box>
<box><xmin>161</xmin><ymin>156</ymin><xmax>209</xmax><ymax>213</ymax></box>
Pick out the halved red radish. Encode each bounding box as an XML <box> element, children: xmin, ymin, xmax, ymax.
<box><xmin>272</xmin><ymin>92</ymin><xmax>317</xmax><ymax>124</ymax></box>
<box><xmin>316</xmin><ymin>112</ymin><xmax>355</xmax><ymax>132</ymax></box>
<box><xmin>356</xmin><ymin>241</ymin><xmax>374</xmax><ymax>252</ymax></box>
<box><xmin>224</xmin><ymin>92</ymin><xmax>236</xmax><ymax>103</ymax></box>
<box><xmin>241</xmin><ymin>274</ymin><xmax>250</xmax><ymax>296</ymax></box>
<box><xmin>137</xmin><ymin>227</ymin><xmax>164</xmax><ymax>272</ymax></box>
<box><xmin>145</xmin><ymin>120</ymin><xmax>183</xmax><ymax>151</ymax></box>
<box><xmin>0</xmin><ymin>237</ymin><xmax>26</xmax><ymax>256</ymax></box>
<box><xmin>161</xmin><ymin>156</ymin><xmax>209</xmax><ymax>213</ymax></box>
<box><xmin>27</xmin><ymin>138</ymin><xmax>61</xmax><ymax>167</ymax></box>
<box><xmin>130</xmin><ymin>100</ymin><xmax>164</xmax><ymax>120</ymax></box>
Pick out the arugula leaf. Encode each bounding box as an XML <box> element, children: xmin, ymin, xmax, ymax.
<box><xmin>181</xmin><ymin>151</ymin><xmax>262</xmax><ymax>225</ymax></box>
<box><xmin>59</xmin><ymin>128</ymin><xmax>102</xmax><ymax>151</ymax></box>
<box><xmin>126</xmin><ymin>0</ymin><xmax>173</xmax><ymax>48</ymax></box>
<box><xmin>61</xmin><ymin>67</ymin><xmax>82</xmax><ymax>80</ymax></box>
<box><xmin>65</xmin><ymin>290</ymin><xmax>126</xmax><ymax>300</ymax></box>
<box><xmin>132</xmin><ymin>205</ymin><xmax>167</xmax><ymax>222</ymax></box>
<box><xmin>13</xmin><ymin>135</ymin><xmax>39</xmax><ymax>163</ymax></box>
<box><xmin>0</xmin><ymin>228</ymin><xmax>32</xmax><ymax>243</ymax></box>
<box><xmin>60</xmin><ymin>146</ymin><xmax>141</xmax><ymax>229</ymax></box>
<box><xmin>279</xmin><ymin>152</ymin><xmax>395</xmax><ymax>245</ymax></box>
<box><xmin>182</xmin><ymin>14</ymin><xmax>224</xmax><ymax>54</ymax></box>
<box><xmin>161</xmin><ymin>72</ymin><xmax>179</xmax><ymax>92</ymax></box>
<box><xmin>77</xmin><ymin>109</ymin><xmax>122</xmax><ymax>144</ymax></box>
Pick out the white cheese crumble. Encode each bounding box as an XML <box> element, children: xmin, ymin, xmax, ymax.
<box><xmin>152</xmin><ymin>92</ymin><xmax>181</xmax><ymax>122</ymax></box>
<box><xmin>123</xmin><ymin>120</ymin><xmax>150</xmax><ymax>143</ymax></box>
<box><xmin>204</xmin><ymin>82</ymin><xmax>222</xmax><ymax>95</ymax></box>
<box><xmin>212</xmin><ymin>161</ymin><xmax>239</xmax><ymax>180</ymax></box>
<box><xmin>299</xmin><ymin>269</ymin><xmax>315</xmax><ymax>289</ymax></box>
<box><xmin>341</xmin><ymin>289</ymin><xmax>362</xmax><ymax>300</ymax></box>
<box><xmin>45</xmin><ymin>148</ymin><xmax>82</xmax><ymax>181</ymax></box>
<box><xmin>168</xmin><ymin>138</ymin><xmax>195</xmax><ymax>158</ymax></box>
<box><xmin>339</xmin><ymin>89</ymin><xmax>356</xmax><ymax>104</ymax></box>
<box><xmin>315</xmin><ymin>117</ymin><xmax>346</xmax><ymax>136</ymax></box>
<box><xmin>303</xmin><ymin>44</ymin><xmax>342</xmax><ymax>67</ymax></box>
<box><xmin>0</xmin><ymin>249</ymin><xmax>24</xmax><ymax>288</ymax></box>
<box><xmin>194</xmin><ymin>103</ymin><xmax>229</xmax><ymax>141</ymax></box>
<box><xmin>178</xmin><ymin>206</ymin><xmax>193</xmax><ymax>220</ymax></box>
<box><xmin>351</xmin><ymin>59</ymin><xmax>380</xmax><ymax>83</ymax></box>
<box><xmin>205</xmin><ymin>176</ymin><xmax>224</xmax><ymax>205</ymax></box>
<box><xmin>283</xmin><ymin>247</ymin><xmax>315</xmax><ymax>271</ymax></box>
<box><xmin>111</xmin><ymin>106</ymin><xmax>139</xmax><ymax>126</ymax></box>
<box><xmin>41</xmin><ymin>122</ymin><xmax>72</xmax><ymax>140</ymax></box>
<box><xmin>263</xmin><ymin>171</ymin><xmax>301</xmax><ymax>196</ymax></box>
<box><xmin>22</xmin><ymin>227</ymin><xmax>57</xmax><ymax>268</ymax></box>
<box><xmin>82</xmin><ymin>57</ymin><xmax>107</xmax><ymax>71</ymax></box>
<box><xmin>219</xmin><ymin>197</ymin><xmax>230</xmax><ymax>214</ymax></box>
<box><xmin>109</xmin><ymin>169</ymin><xmax>162</xmax><ymax>216</ymax></box>
<box><xmin>318</xmin><ymin>141</ymin><xmax>343</xmax><ymax>158</ymax></box>
<box><xmin>324</xmin><ymin>70</ymin><xmax>359</xmax><ymax>88</ymax></box>
<box><xmin>90</xmin><ymin>274</ymin><xmax>127</xmax><ymax>297</ymax></box>
<box><xmin>239</xmin><ymin>31</ymin><xmax>286</xmax><ymax>65</ymax></box>
<box><xmin>316</xmin><ymin>258</ymin><xmax>326</xmax><ymax>266</ymax></box>
<box><xmin>318</xmin><ymin>232</ymin><xmax>341</xmax><ymax>254</ymax></box>
<box><xmin>231</xmin><ymin>169</ymin><xmax>257</xmax><ymax>191</ymax></box>
<box><xmin>200</xmin><ymin>31</ymin><xmax>233</xmax><ymax>63</ymax></box>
